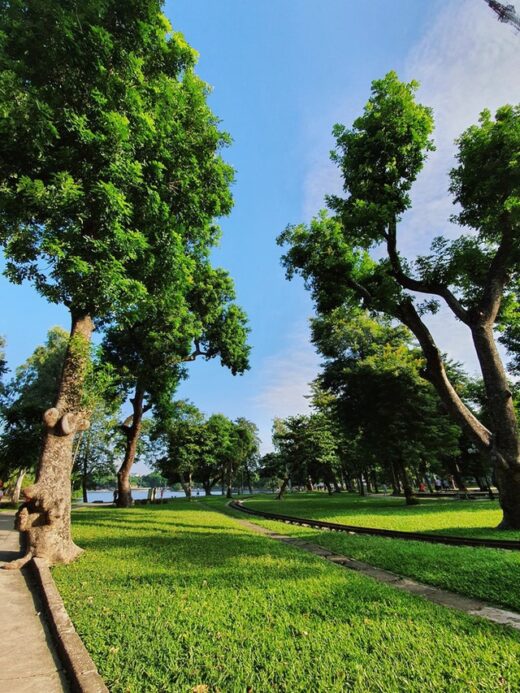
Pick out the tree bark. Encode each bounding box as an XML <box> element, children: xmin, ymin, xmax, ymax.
<box><xmin>389</xmin><ymin>461</ymin><xmax>401</xmax><ymax>495</ymax></box>
<box><xmin>396</xmin><ymin>461</ymin><xmax>418</xmax><ymax>506</ymax></box>
<box><xmin>81</xmin><ymin>429</ymin><xmax>92</xmax><ymax>504</ymax></box>
<box><xmin>5</xmin><ymin>314</ymin><xmax>94</xmax><ymax>569</ymax></box>
<box><xmin>225</xmin><ymin>459</ymin><xmax>233</xmax><ymax>498</ymax></box>
<box><xmin>11</xmin><ymin>469</ymin><xmax>26</xmax><ymax>504</ymax></box>
<box><xmin>276</xmin><ymin>476</ymin><xmax>289</xmax><ymax>500</ymax></box>
<box><xmin>448</xmin><ymin>461</ymin><xmax>467</xmax><ymax>493</ymax></box>
<box><xmin>181</xmin><ymin>473</ymin><xmax>192</xmax><ymax>500</ymax></box>
<box><xmin>117</xmin><ymin>384</ymin><xmax>146</xmax><ymax>508</ymax></box>
<box><xmin>471</xmin><ymin>323</ymin><xmax>520</xmax><ymax>527</ymax></box>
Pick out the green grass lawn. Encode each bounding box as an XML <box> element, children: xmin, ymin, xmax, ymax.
<box><xmin>53</xmin><ymin>501</ymin><xmax>520</xmax><ymax>692</ymax></box>
<box><xmin>244</xmin><ymin>492</ymin><xmax>520</xmax><ymax>540</ymax></box>
<box><xmin>227</xmin><ymin>493</ymin><xmax>520</xmax><ymax>613</ymax></box>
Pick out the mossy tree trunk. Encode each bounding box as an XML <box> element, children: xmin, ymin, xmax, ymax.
<box><xmin>5</xmin><ymin>314</ymin><xmax>94</xmax><ymax>569</ymax></box>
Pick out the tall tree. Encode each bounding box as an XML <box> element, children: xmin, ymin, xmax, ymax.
<box><xmin>278</xmin><ymin>72</ymin><xmax>520</xmax><ymax>527</ymax></box>
<box><xmin>0</xmin><ymin>1</ymin><xmax>241</xmax><ymax>565</ymax></box>
<box><xmin>104</xmin><ymin>264</ymin><xmax>249</xmax><ymax>507</ymax></box>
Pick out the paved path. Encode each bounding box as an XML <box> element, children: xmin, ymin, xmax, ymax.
<box><xmin>229</xmin><ymin>511</ymin><xmax>520</xmax><ymax>631</ymax></box>
<box><xmin>0</xmin><ymin>513</ymin><xmax>68</xmax><ymax>692</ymax></box>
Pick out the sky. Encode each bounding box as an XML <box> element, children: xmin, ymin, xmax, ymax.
<box><xmin>1</xmin><ymin>0</ymin><xmax>519</xmax><ymax>472</ymax></box>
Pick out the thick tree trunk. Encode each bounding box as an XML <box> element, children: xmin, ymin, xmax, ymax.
<box><xmin>203</xmin><ymin>482</ymin><xmax>212</xmax><ymax>496</ymax></box>
<box><xmin>471</xmin><ymin>324</ymin><xmax>520</xmax><ymax>528</ymax></box>
<box><xmin>5</xmin><ymin>314</ymin><xmax>94</xmax><ymax>569</ymax></box>
<box><xmin>117</xmin><ymin>384</ymin><xmax>146</xmax><ymax>508</ymax></box>
<box><xmin>357</xmin><ymin>476</ymin><xmax>365</xmax><ymax>496</ymax></box>
<box><xmin>11</xmin><ymin>469</ymin><xmax>26</xmax><ymax>504</ymax></box>
<box><xmin>397</xmin><ymin>299</ymin><xmax>520</xmax><ymax>527</ymax></box>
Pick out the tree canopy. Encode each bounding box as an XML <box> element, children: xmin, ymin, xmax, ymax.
<box><xmin>278</xmin><ymin>71</ymin><xmax>520</xmax><ymax>527</ymax></box>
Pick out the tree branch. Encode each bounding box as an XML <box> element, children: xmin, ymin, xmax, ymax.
<box><xmin>474</xmin><ymin>224</ymin><xmax>513</xmax><ymax>325</ymax></box>
<box><xmin>395</xmin><ymin>298</ymin><xmax>491</xmax><ymax>451</ymax></box>
<box><xmin>387</xmin><ymin>221</ymin><xmax>469</xmax><ymax>323</ymax></box>
<box><xmin>181</xmin><ymin>340</ymin><xmax>210</xmax><ymax>363</ymax></box>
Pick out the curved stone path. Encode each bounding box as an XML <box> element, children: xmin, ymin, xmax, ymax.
<box><xmin>0</xmin><ymin>512</ymin><xmax>68</xmax><ymax>692</ymax></box>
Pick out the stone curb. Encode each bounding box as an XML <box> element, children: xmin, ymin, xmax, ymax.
<box><xmin>30</xmin><ymin>557</ymin><xmax>108</xmax><ymax>693</ymax></box>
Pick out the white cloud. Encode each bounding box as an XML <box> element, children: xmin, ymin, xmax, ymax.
<box><xmin>401</xmin><ymin>0</ymin><xmax>520</xmax><ymax>256</ymax></box>
<box><xmin>252</xmin><ymin>321</ymin><xmax>320</xmax><ymax>452</ymax></box>
<box><xmin>301</xmin><ymin>0</ymin><xmax>519</xmax><ymax>374</ymax></box>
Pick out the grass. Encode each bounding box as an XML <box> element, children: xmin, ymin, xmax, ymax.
<box><xmin>52</xmin><ymin>500</ymin><xmax>520</xmax><ymax>692</ymax></box>
<box><xmin>244</xmin><ymin>492</ymin><xmax>520</xmax><ymax>540</ymax></box>
<box><xmin>229</xmin><ymin>493</ymin><xmax>520</xmax><ymax>612</ymax></box>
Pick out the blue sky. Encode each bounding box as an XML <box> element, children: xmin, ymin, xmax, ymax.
<box><xmin>1</xmin><ymin>1</ymin><xmax>519</xmax><ymax>471</ymax></box>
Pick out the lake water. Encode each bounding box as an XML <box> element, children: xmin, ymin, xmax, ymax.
<box><xmin>84</xmin><ymin>488</ymin><xmax>224</xmax><ymax>503</ymax></box>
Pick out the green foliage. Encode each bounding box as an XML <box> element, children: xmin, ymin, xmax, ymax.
<box><xmin>53</xmin><ymin>502</ymin><xmax>520</xmax><ymax>692</ymax></box>
<box><xmin>72</xmin><ymin>398</ymin><xmax>120</xmax><ymax>493</ymax></box>
<box><xmin>313</xmin><ymin>309</ymin><xmax>462</xmax><ymax>484</ymax></box>
<box><xmin>278</xmin><ymin>71</ymin><xmax>520</xmax><ymax>332</ymax></box>
<box><xmin>267</xmin><ymin>413</ymin><xmax>341</xmax><ymax>491</ymax></box>
<box><xmin>0</xmin><ymin>0</ymin><xmax>235</xmax><ymax>322</ymax></box>
<box><xmin>156</xmin><ymin>403</ymin><xmax>259</xmax><ymax>494</ymax></box>
<box><xmin>329</xmin><ymin>71</ymin><xmax>435</xmax><ymax>245</ymax></box>
<box><xmin>0</xmin><ymin>326</ymin><xmax>68</xmax><ymax>476</ymax></box>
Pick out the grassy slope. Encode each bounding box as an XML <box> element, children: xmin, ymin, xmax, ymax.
<box><xmin>53</xmin><ymin>501</ymin><xmax>520</xmax><ymax>693</ymax></box>
<box><xmin>238</xmin><ymin>493</ymin><xmax>520</xmax><ymax>612</ymax></box>
<box><xmin>244</xmin><ymin>492</ymin><xmax>520</xmax><ymax>539</ymax></box>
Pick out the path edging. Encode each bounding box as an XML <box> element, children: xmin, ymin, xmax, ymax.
<box><xmin>30</xmin><ymin>557</ymin><xmax>108</xmax><ymax>693</ymax></box>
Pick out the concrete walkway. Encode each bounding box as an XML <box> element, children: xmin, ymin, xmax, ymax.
<box><xmin>0</xmin><ymin>512</ymin><xmax>68</xmax><ymax>692</ymax></box>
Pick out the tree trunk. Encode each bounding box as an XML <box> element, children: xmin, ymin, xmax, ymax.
<box><xmin>371</xmin><ymin>469</ymin><xmax>379</xmax><ymax>494</ymax></box>
<box><xmin>276</xmin><ymin>476</ymin><xmax>289</xmax><ymax>500</ymax></box>
<box><xmin>448</xmin><ymin>462</ymin><xmax>467</xmax><ymax>493</ymax></box>
<box><xmin>117</xmin><ymin>384</ymin><xmax>146</xmax><ymax>508</ymax></box>
<box><xmin>397</xmin><ymin>299</ymin><xmax>520</xmax><ymax>527</ymax></box>
<box><xmin>11</xmin><ymin>469</ymin><xmax>26</xmax><ymax>504</ymax></box>
<box><xmin>225</xmin><ymin>460</ymin><xmax>233</xmax><ymax>498</ymax></box>
<box><xmin>203</xmin><ymin>482</ymin><xmax>212</xmax><ymax>496</ymax></box>
<box><xmin>471</xmin><ymin>324</ymin><xmax>520</xmax><ymax>528</ymax></box>
<box><xmin>396</xmin><ymin>461</ymin><xmax>418</xmax><ymax>506</ymax></box>
<box><xmin>389</xmin><ymin>461</ymin><xmax>401</xmax><ymax>495</ymax></box>
<box><xmin>357</xmin><ymin>476</ymin><xmax>365</xmax><ymax>496</ymax></box>
<box><xmin>81</xmin><ymin>429</ymin><xmax>92</xmax><ymax>504</ymax></box>
<box><xmin>5</xmin><ymin>314</ymin><xmax>94</xmax><ymax>569</ymax></box>
<box><xmin>180</xmin><ymin>473</ymin><xmax>192</xmax><ymax>499</ymax></box>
